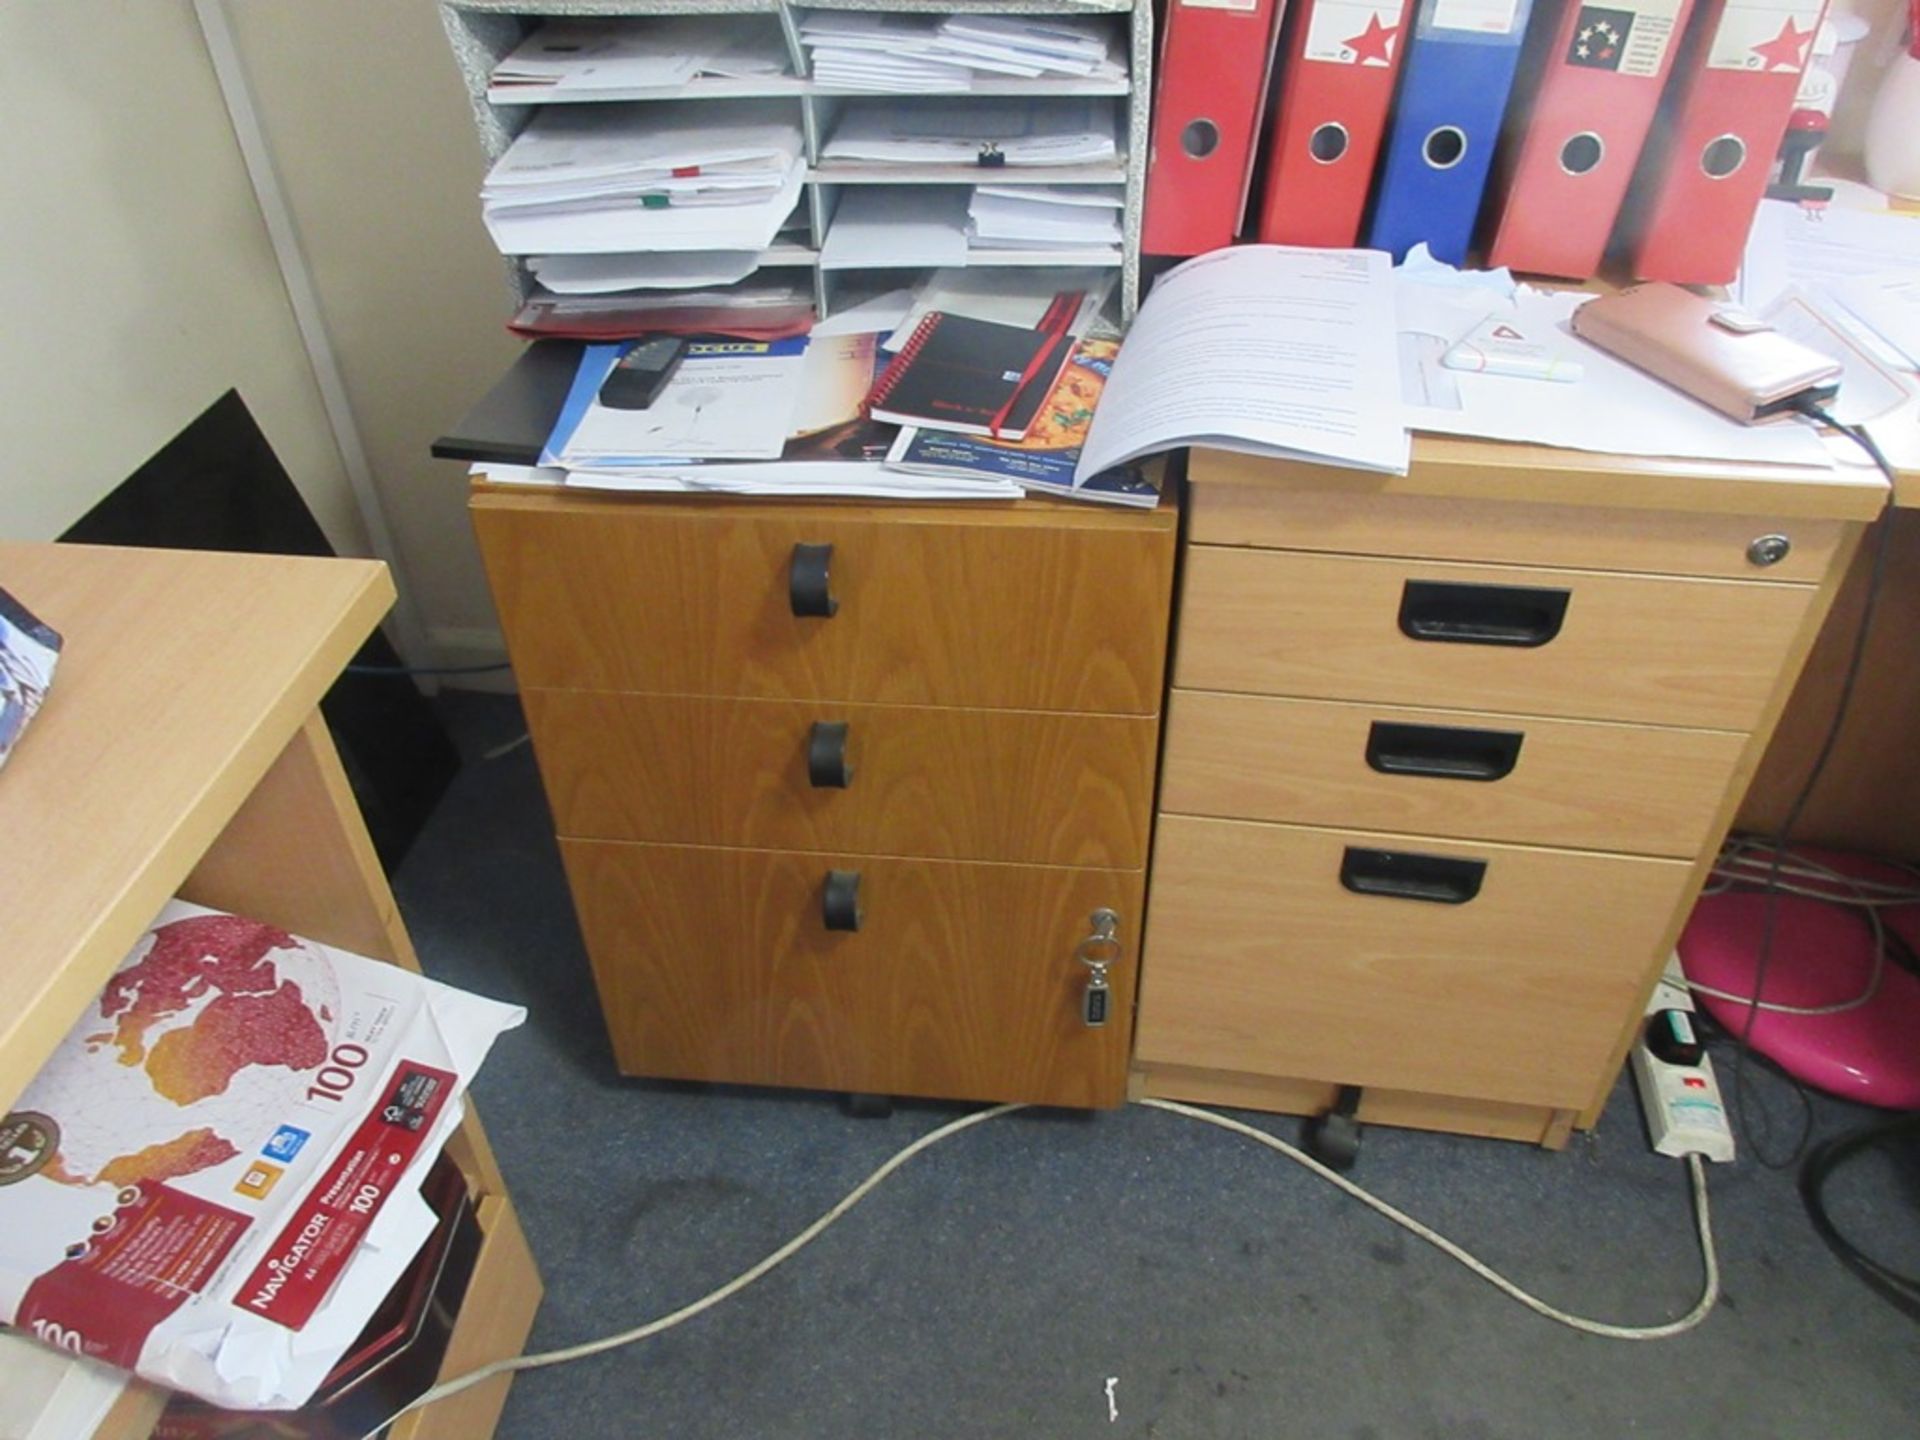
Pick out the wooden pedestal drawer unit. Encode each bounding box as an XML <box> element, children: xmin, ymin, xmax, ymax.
<box><xmin>473</xmin><ymin>487</ymin><xmax>1177</xmax><ymax>1110</ymax></box>
<box><xmin>1135</xmin><ymin>445</ymin><xmax>1887</xmax><ymax>1146</ymax></box>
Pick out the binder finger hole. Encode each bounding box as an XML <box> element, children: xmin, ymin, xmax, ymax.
<box><xmin>1181</xmin><ymin>118</ymin><xmax>1221</xmax><ymax>160</ymax></box>
<box><xmin>1558</xmin><ymin>132</ymin><xmax>1604</xmax><ymax>177</ymax></box>
<box><xmin>1700</xmin><ymin>134</ymin><xmax>1747</xmax><ymax>180</ymax></box>
<box><xmin>1309</xmin><ymin>122</ymin><xmax>1350</xmax><ymax>165</ymax></box>
<box><xmin>1422</xmin><ymin>126</ymin><xmax>1467</xmax><ymax>171</ymax></box>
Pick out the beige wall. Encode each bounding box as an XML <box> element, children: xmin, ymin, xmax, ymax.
<box><xmin>0</xmin><ymin>0</ymin><xmax>369</xmax><ymax>556</ymax></box>
<box><xmin>224</xmin><ymin>0</ymin><xmax>522</xmax><ymax>662</ymax></box>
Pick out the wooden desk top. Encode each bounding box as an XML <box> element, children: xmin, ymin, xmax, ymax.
<box><xmin>1191</xmin><ymin>430</ymin><xmax>1892</xmax><ymax>522</ymax></box>
<box><xmin>0</xmin><ymin>543</ymin><xmax>392</xmax><ymax>1111</ymax></box>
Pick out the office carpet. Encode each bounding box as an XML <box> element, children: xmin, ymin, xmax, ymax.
<box><xmin>395</xmin><ymin>694</ymin><xmax>1920</xmax><ymax>1440</ymax></box>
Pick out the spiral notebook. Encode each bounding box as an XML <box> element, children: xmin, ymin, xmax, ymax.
<box><xmin>866</xmin><ymin>311</ymin><xmax>1074</xmax><ymax>440</ymax></box>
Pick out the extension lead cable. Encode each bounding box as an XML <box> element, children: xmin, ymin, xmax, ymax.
<box><xmin>360</xmin><ymin>1098</ymin><xmax>1718</xmax><ymax>1438</ymax></box>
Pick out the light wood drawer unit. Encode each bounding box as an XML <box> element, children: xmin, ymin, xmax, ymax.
<box><xmin>473</xmin><ymin>492</ymin><xmax>1173</xmax><ymax>713</ymax></box>
<box><xmin>1162</xmin><ymin>691</ymin><xmax>1746</xmax><ymax>857</ymax></box>
<box><xmin>471</xmin><ymin>488</ymin><xmax>1177</xmax><ymax>1110</ymax></box>
<box><xmin>561</xmin><ymin>839</ymin><xmax>1144</xmax><ymax>1107</ymax></box>
<box><xmin>1136</xmin><ymin>448</ymin><xmax>1879</xmax><ymax>1146</ymax></box>
<box><xmin>1135</xmin><ymin>816</ymin><xmax>1693</xmax><ymax>1110</ymax></box>
<box><xmin>524</xmin><ymin>690</ymin><xmax>1158</xmax><ymax>867</ymax></box>
<box><xmin>1176</xmin><ymin>546</ymin><xmax>1815</xmax><ymax>729</ymax></box>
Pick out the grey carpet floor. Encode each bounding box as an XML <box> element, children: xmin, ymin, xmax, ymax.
<box><xmin>394</xmin><ymin>694</ymin><xmax>1920</xmax><ymax>1439</ymax></box>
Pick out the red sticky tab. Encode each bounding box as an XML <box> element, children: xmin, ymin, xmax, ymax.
<box><xmin>237</xmin><ymin>1062</ymin><xmax>455</xmax><ymax>1330</ymax></box>
<box><xmin>671</xmin><ymin>164</ymin><xmax>701</xmax><ymax>178</ymax></box>
<box><xmin>18</xmin><ymin>1185</ymin><xmax>250</xmax><ymax>1368</ymax></box>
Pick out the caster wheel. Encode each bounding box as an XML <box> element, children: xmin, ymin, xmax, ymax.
<box><xmin>845</xmin><ymin>1092</ymin><xmax>893</xmax><ymax>1119</ymax></box>
<box><xmin>1305</xmin><ymin>1112</ymin><xmax>1361</xmax><ymax>1172</ymax></box>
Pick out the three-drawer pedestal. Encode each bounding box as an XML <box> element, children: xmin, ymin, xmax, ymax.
<box><xmin>1133</xmin><ymin>446</ymin><xmax>1884</xmax><ymax>1144</ymax></box>
<box><xmin>473</xmin><ymin>488</ymin><xmax>1177</xmax><ymax>1109</ymax></box>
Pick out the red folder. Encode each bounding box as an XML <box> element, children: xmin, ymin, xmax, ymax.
<box><xmin>1626</xmin><ymin>0</ymin><xmax>1831</xmax><ymax>284</ymax></box>
<box><xmin>1254</xmin><ymin>0</ymin><xmax>1412</xmax><ymax>249</ymax></box>
<box><xmin>1142</xmin><ymin>0</ymin><xmax>1286</xmax><ymax>257</ymax></box>
<box><xmin>1485</xmin><ymin>0</ymin><xmax>1699</xmax><ymax>279</ymax></box>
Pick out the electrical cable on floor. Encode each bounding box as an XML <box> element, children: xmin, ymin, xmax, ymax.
<box><xmin>1798</xmin><ymin>1112</ymin><xmax>1920</xmax><ymax>1324</ymax></box>
<box><xmin>1727</xmin><ymin>403</ymin><xmax>1902</xmax><ymax>1169</ymax></box>
<box><xmin>357</xmin><ymin>1100</ymin><xmax>1718</xmax><ymax>1439</ymax></box>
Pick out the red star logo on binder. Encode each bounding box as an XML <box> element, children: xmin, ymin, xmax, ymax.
<box><xmin>1343</xmin><ymin>12</ymin><xmax>1400</xmax><ymax>67</ymax></box>
<box><xmin>1751</xmin><ymin>16</ymin><xmax>1812</xmax><ymax>72</ymax></box>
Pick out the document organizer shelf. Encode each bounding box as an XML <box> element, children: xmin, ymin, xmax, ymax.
<box><xmin>438</xmin><ymin>0</ymin><xmax>1154</xmax><ymax>318</ymax></box>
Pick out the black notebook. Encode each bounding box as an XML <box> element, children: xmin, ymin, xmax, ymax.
<box><xmin>866</xmin><ymin>312</ymin><xmax>1074</xmax><ymax>441</ymax></box>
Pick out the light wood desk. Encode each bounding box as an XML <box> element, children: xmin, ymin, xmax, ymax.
<box><xmin>0</xmin><ymin>543</ymin><xmax>541</xmax><ymax>1440</ymax></box>
<box><xmin>1133</xmin><ymin>436</ymin><xmax>1888</xmax><ymax>1146</ymax></box>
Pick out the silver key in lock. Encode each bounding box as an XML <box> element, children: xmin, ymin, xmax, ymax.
<box><xmin>1076</xmin><ymin>907</ymin><xmax>1121</xmax><ymax>1029</ymax></box>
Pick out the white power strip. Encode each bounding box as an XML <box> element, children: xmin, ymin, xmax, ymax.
<box><xmin>1631</xmin><ymin>958</ymin><xmax>1736</xmax><ymax>1164</ymax></box>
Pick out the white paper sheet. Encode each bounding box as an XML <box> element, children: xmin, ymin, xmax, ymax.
<box><xmin>821</xmin><ymin>98</ymin><xmax>1119</xmax><ymax>167</ymax></box>
<box><xmin>1740</xmin><ymin>199</ymin><xmax>1920</xmax><ymax>371</ymax></box>
<box><xmin>1760</xmin><ymin>288</ymin><xmax>1909</xmax><ymax>427</ymax></box>
<box><xmin>0</xmin><ymin>1335</ymin><xmax>127</xmax><ymax>1440</ymax></box>
<box><xmin>1077</xmin><ymin>246</ymin><xmax>1411</xmax><ymax>480</ymax></box>
<box><xmin>486</xmin><ymin>160</ymin><xmax>805</xmax><ymax>255</ymax></box>
<box><xmin>1830</xmin><ymin>272</ymin><xmax>1920</xmax><ymax>371</ymax></box>
<box><xmin>529</xmin><ymin>250</ymin><xmax>764</xmax><ymax>293</ymax></box>
<box><xmin>820</xmin><ymin>187</ymin><xmax>970</xmax><ymax>269</ymax></box>
<box><xmin>812</xmin><ymin>288</ymin><xmax>917</xmax><ymax>337</ymax></box>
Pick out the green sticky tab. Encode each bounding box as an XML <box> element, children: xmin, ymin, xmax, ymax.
<box><xmin>639</xmin><ymin>193</ymin><xmax>671</xmax><ymax>210</ymax></box>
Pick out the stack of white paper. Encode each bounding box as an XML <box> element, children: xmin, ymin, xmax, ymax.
<box><xmin>487</xmin><ymin>17</ymin><xmax>791</xmax><ymax>101</ymax></box>
<box><xmin>800</xmin><ymin>11</ymin><xmax>1123</xmax><ymax>91</ymax></box>
<box><xmin>820</xmin><ymin>98</ymin><xmax>1120</xmax><ymax>169</ymax></box>
<box><xmin>1741</xmin><ymin>199</ymin><xmax>1920</xmax><ymax>373</ymax></box>
<box><xmin>968</xmin><ymin>183</ymin><xmax>1123</xmax><ymax>253</ymax></box>
<box><xmin>821</xmin><ymin>187</ymin><xmax>970</xmax><ymax>269</ymax></box>
<box><xmin>481</xmin><ymin>101</ymin><xmax>804</xmax><ymax>254</ymax></box>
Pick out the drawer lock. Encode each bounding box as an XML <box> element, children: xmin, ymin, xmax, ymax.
<box><xmin>1076</xmin><ymin>907</ymin><xmax>1122</xmax><ymax>1028</ymax></box>
<box><xmin>1746</xmin><ymin>534</ymin><xmax>1791</xmax><ymax>568</ymax></box>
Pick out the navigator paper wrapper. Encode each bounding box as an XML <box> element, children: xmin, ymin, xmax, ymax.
<box><xmin>0</xmin><ymin>901</ymin><xmax>524</xmax><ymax>1410</ymax></box>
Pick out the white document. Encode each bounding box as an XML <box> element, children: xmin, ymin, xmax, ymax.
<box><xmin>1077</xmin><ymin>246</ymin><xmax>1411</xmax><ymax>481</ymax></box>
<box><xmin>1400</xmin><ymin>286</ymin><xmax>1835</xmax><ymax>466</ymax></box>
<box><xmin>820</xmin><ymin>187</ymin><xmax>970</xmax><ymax>270</ymax></box>
<box><xmin>529</xmin><ymin>249</ymin><xmax>764</xmax><ymax>293</ymax></box>
<box><xmin>1830</xmin><ymin>272</ymin><xmax>1920</xmax><ymax>371</ymax></box>
<box><xmin>486</xmin><ymin>159</ymin><xmax>804</xmax><ymax>254</ymax></box>
<box><xmin>1760</xmin><ymin>288</ymin><xmax>1909</xmax><ymax>427</ymax></box>
<box><xmin>887</xmin><ymin>267</ymin><xmax>1116</xmax><ymax>351</ymax></box>
<box><xmin>975</xmin><ymin>183</ymin><xmax>1125</xmax><ymax>208</ymax></box>
<box><xmin>967</xmin><ymin>189</ymin><xmax>1122</xmax><ymax>246</ymax></box>
<box><xmin>821</xmin><ymin>98</ymin><xmax>1119</xmax><ymax>167</ymax></box>
<box><xmin>812</xmin><ymin>287</ymin><xmax>917</xmax><ymax>338</ymax></box>
<box><xmin>483</xmin><ymin>101</ymin><xmax>800</xmax><ymax>197</ymax></box>
<box><xmin>1741</xmin><ymin>200</ymin><xmax>1920</xmax><ymax>310</ymax></box>
<box><xmin>487</xmin><ymin>18</ymin><xmax>794</xmax><ymax>101</ymax></box>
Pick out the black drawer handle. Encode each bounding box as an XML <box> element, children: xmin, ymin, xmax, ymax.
<box><xmin>790</xmin><ymin>542</ymin><xmax>838</xmax><ymax>618</ymax></box>
<box><xmin>823</xmin><ymin>869</ymin><xmax>863</xmax><ymax>931</ymax></box>
<box><xmin>808</xmin><ymin>722</ymin><xmax>853</xmax><ymax>788</ymax></box>
<box><xmin>1340</xmin><ymin>847</ymin><xmax>1485</xmax><ymax>905</ymax></box>
<box><xmin>1398</xmin><ymin>580</ymin><xmax>1568</xmax><ymax>647</ymax></box>
<box><xmin>1365</xmin><ymin>721</ymin><xmax>1524</xmax><ymax>782</ymax></box>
